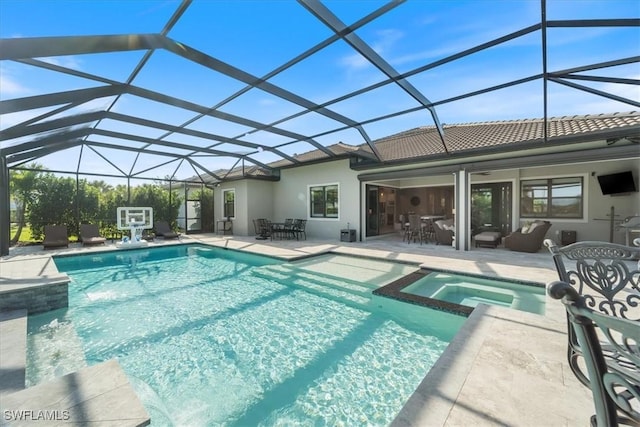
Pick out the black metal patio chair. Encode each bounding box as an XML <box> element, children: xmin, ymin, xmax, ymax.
<box><xmin>545</xmin><ymin>239</ymin><xmax>640</xmax><ymax>389</ymax></box>
<box><xmin>548</xmin><ymin>280</ymin><xmax>640</xmax><ymax>426</ymax></box>
<box><xmin>253</xmin><ymin>218</ymin><xmax>270</xmax><ymax>240</ymax></box>
<box><xmin>292</xmin><ymin>219</ymin><xmax>307</xmax><ymax>241</ymax></box>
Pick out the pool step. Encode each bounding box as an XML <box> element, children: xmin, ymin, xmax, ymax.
<box><xmin>252</xmin><ymin>265</ymin><xmax>373</xmax><ymax>309</ymax></box>
<box><xmin>255</xmin><ymin>264</ymin><xmax>375</xmax><ymax>295</ymax></box>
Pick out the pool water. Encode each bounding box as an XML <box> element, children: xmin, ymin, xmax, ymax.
<box><xmin>402</xmin><ymin>271</ymin><xmax>546</xmax><ymax>315</ymax></box>
<box><xmin>28</xmin><ymin>245</ymin><xmax>464</xmax><ymax>426</ymax></box>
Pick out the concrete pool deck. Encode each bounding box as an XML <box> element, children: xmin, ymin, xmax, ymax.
<box><xmin>0</xmin><ymin>234</ymin><xmax>593</xmax><ymax>426</ymax></box>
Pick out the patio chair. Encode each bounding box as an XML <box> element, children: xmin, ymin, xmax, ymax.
<box><xmin>433</xmin><ymin>219</ymin><xmax>454</xmax><ymax>246</ymax></box>
<box><xmin>545</xmin><ymin>239</ymin><xmax>640</xmax><ymax>390</ymax></box>
<box><xmin>42</xmin><ymin>225</ymin><xmax>69</xmax><ymax>249</ymax></box>
<box><xmin>292</xmin><ymin>219</ymin><xmax>307</xmax><ymax>241</ymax></box>
<box><xmin>503</xmin><ymin>220</ymin><xmax>551</xmax><ymax>252</ymax></box>
<box><xmin>271</xmin><ymin>218</ymin><xmax>295</xmax><ymax>240</ymax></box>
<box><xmin>548</xmin><ymin>280</ymin><xmax>640</xmax><ymax>426</ymax></box>
<box><xmin>155</xmin><ymin>220</ymin><xmax>179</xmax><ymax>239</ymax></box>
<box><xmin>406</xmin><ymin>214</ymin><xmax>425</xmax><ymax>245</ymax></box>
<box><xmin>253</xmin><ymin>218</ymin><xmax>270</xmax><ymax>240</ymax></box>
<box><xmin>79</xmin><ymin>223</ymin><xmax>106</xmax><ymax>246</ymax></box>
<box><xmin>399</xmin><ymin>214</ymin><xmax>411</xmax><ymax>242</ymax></box>
<box><xmin>283</xmin><ymin>218</ymin><xmax>295</xmax><ymax>239</ymax></box>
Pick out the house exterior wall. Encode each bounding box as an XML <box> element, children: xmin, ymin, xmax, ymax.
<box><xmin>514</xmin><ymin>159</ymin><xmax>639</xmax><ymax>244</ymax></box>
<box><xmin>273</xmin><ymin>159</ymin><xmax>360</xmax><ymax>241</ymax></box>
<box><xmin>222</xmin><ymin>153</ymin><xmax>638</xmax><ymax>245</ymax></box>
<box><xmin>246</xmin><ymin>180</ymin><xmax>275</xmax><ymax>236</ymax></box>
<box><xmin>215</xmin><ymin>180</ymin><xmax>248</xmax><ymax>236</ymax></box>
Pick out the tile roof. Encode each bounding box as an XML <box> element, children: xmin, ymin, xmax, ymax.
<box><xmin>208</xmin><ymin>112</ymin><xmax>640</xmax><ymax>181</ymax></box>
<box><xmin>373</xmin><ymin>111</ymin><xmax>640</xmax><ymax>162</ymax></box>
<box><xmin>268</xmin><ymin>142</ymin><xmax>369</xmax><ymax>168</ymax></box>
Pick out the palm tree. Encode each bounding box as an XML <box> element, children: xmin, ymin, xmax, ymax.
<box><xmin>91</xmin><ymin>179</ymin><xmax>113</xmax><ymax>193</ymax></box>
<box><xmin>9</xmin><ymin>164</ymin><xmax>43</xmax><ymax>244</ymax></box>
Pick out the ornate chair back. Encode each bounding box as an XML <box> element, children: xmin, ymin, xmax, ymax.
<box><xmin>544</xmin><ymin>239</ymin><xmax>640</xmax><ymax>387</ymax></box>
<box><xmin>548</xmin><ymin>281</ymin><xmax>640</xmax><ymax>426</ymax></box>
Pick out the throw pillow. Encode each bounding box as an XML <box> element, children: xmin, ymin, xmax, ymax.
<box><xmin>527</xmin><ymin>221</ymin><xmax>541</xmax><ymax>233</ymax></box>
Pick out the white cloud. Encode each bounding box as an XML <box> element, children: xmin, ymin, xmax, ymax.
<box><xmin>0</xmin><ymin>73</ymin><xmax>31</xmax><ymax>96</ymax></box>
<box><xmin>339</xmin><ymin>51</ymin><xmax>369</xmax><ymax>70</ymax></box>
<box><xmin>258</xmin><ymin>98</ymin><xmax>277</xmax><ymax>106</ymax></box>
<box><xmin>39</xmin><ymin>56</ymin><xmax>83</xmax><ymax>70</ymax></box>
<box><xmin>339</xmin><ymin>28</ymin><xmax>405</xmax><ymax>71</ymax></box>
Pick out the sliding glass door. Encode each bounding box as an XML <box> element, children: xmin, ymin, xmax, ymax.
<box><xmin>366</xmin><ymin>185</ymin><xmax>379</xmax><ymax>237</ymax></box>
<box><xmin>471</xmin><ymin>182</ymin><xmax>512</xmax><ymax>236</ymax></box>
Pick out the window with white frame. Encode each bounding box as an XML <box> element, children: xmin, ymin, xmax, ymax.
<box><xmin>520</xmin><ymin>177</ymin><xmax>583</xmax><ymax>219</ymax></box>
<box><xmin>310</xmin><ymin>184</ymin><xmax>339</xmax><ymax>218</ymax></box>
<box><xmin>222</xmin><ymin>188</ymin><xmax>235</xmax><ymax>218</ymax></box>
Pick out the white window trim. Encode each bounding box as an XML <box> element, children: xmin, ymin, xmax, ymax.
<box><xmin>518</xmin><ymin>173</ymin><xmax>588</xmax><ymax>223</ymax></box>
<box><xmin>221</xmin><ymin>188</ymin><xmax>236</xmax><ymax>220</ymax></box>
<box><xmin>307</xmin><ymin>182</ymin><xmax>340</xmax><ymax>221</ymax></box>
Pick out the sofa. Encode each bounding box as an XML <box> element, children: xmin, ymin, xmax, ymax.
<box><xmin>504</xmin><ymin>220</ymin><xmax>552</xmax><ymax>253</ymax></box>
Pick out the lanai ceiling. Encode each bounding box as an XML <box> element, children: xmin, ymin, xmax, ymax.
<box><xmin>1</xmin><ymin>0</ymin><xmax>638</xmax><ymax>184</ymax></box>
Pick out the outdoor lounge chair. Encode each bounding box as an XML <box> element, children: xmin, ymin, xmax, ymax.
<box><xmin>545</xmin><ymin>239</ymin><xmax>640</xmax><ymax>389</ymax></box>
<box><xmin>548</xmin><ymin>280</ymin><xmax>640</xmax><ymax>426</ymax></box>
<box><xmin>79</xmin><ymin>223</ymin><xmax>106</xmax><ymax>246</ymax></box>
<box><xmin>433</xmin><ymin>218</ymin><xmax>454</xmax><ymax>246</ymax></box>
<box><xmin>503</xmin><ymin>220</ymin><xmax>551</xmax><ymax>252</ymax></box>
<box><xmin>42</xmin><ymin>225</ymin><xmax>69</xmax><ymax>249</ymax></box>
<box><xmin>155</xmin><ymin>220</ymin><xmax>179</xmax><ymax>239</ymax></box>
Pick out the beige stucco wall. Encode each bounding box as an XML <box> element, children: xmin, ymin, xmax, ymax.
<box><xmin>245</xmin><ymin>180</ymin><xmax>275</xmax><ymax>236</ymax></box>
<box><xmin>514</xmin><ymin>159</ymin><xmax>640</xmax><ymax>244</ymax></box>
<box><xmin>273</xmin><ymin>159</ymin><xmax>360</xmax><ymax>241</ymax></box>
<box><xmin>218</xmin><ymin>155</ymin><xmax>638</xmax><ymax>244</ymax></box>
<box><xmin>215</xmin><ymin>180</ymin><xmax>248</xmax><ymax>236</ymax></box>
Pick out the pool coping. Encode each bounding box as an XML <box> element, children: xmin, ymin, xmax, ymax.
<box><xmin>0</xmin><ymin>309</ymin><xmax>27</xmax><ymax>397</ymax></box>
<box><xmin>373</xmin><ymin>269</ymin><xmax>474</xmax><ymax>317</ymax></box>
<box><xmin>0</xmin><ymin>359</ymin><xmax>150</xmax><ymax>427</ymax></box>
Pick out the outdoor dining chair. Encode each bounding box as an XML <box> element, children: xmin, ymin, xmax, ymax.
<box><xmin>406</xmin><ymin>214</ymin><xmax>425</xmax><ymax>245</ymax></box>
<box><xmin>544</xmin><ymin>239</ymin><xmax>640</xmax><ymax>390</ymax></box>
<box><xmin>548</xmin><ymin>280</ymin><xmax>639</xmax><ymax>426</ymax></box>
<box><xmin>292</xmin><ymin>219</ymin><xmax>307</xmax><ymax>240</ymax></box>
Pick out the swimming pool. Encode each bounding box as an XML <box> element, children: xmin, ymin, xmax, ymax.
<box><xmin>401</xmin><ymin>270</ymin><xmax>546</xmax><ymax>315</ymax></box>
<box><xmin>28</xmin><ymin>245</ymin><xmax>464</xmax><ymax>426</ymax></box>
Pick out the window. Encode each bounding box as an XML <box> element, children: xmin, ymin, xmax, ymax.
<box><xmin>310</xmin><ymin>184</ymin><xmax>339</xmax><ymax>218</ymax></box>
<box><xmin>520</xmin><ymin>177</ymin><xmax>583</xmax><ymax>218</ymax></box>
<box><xmin>222</xmin><ymin>189</ymin><xmax>235</xmax><ymax>218</ymax></box>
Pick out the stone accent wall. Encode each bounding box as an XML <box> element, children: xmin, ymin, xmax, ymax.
<box><xmin>0</xmin><ymin>283</ymin><xmax>68</xmax><ymax>315</ymax></box>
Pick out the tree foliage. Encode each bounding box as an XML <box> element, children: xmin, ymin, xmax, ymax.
<box><xmin>11</xmin><ymin>171</ymin><xmax>186</xmax><ymax>243</ymax></box>
<box><xmin>9</xmin><ymin>164</ymin><xmax>44</xmax><ymax>243</ymax></box>
<box><xmin>131</xmin><ymin>183</ymin><xmax>181</xmax><ymax>228</ymax></box>
<box><xmin>27</xmin><ymin>173</ymin><xmax>77</xmax><ymax>239</ymax></box>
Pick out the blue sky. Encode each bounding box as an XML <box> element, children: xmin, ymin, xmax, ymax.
<box><xmin>1</xmin><ymin>0</ymin><xmax>638</xmax><ymax>183</ymax></box>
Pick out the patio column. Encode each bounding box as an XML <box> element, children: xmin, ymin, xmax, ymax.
<box><xmin>0</xmin><ymin>156</ymin><xmax>10</xmax><ymax>256</ymax></box>
<box><xmin>454</xmin><ymin>169</ymin><xmax>470</xmax><ymax>251</ymax></box>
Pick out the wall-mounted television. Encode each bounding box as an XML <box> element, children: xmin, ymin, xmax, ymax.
<box><xmin>597</xmin><ymin>171</ymin><xmax>637</xmax><ymax>195</ymax></box>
